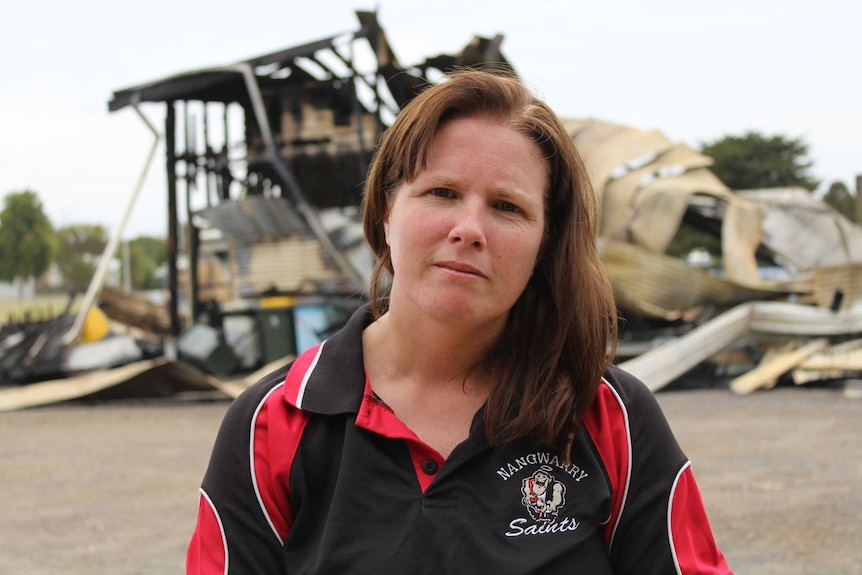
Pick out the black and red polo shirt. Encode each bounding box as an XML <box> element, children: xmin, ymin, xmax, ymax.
<box><xmin>187</xmin><ymin>305</ymin><xmax>732</xmax><ymax>574</ymax></box>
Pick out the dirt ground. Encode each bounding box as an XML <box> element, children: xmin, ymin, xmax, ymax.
<box><xmin>1</xmin><ymin>383</ymin><xmax>860</xmax><ymax>574</ymax></box>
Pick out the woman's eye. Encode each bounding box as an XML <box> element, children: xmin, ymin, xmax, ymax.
<box><xmin>498</xmin><ymin>201</ymin><xmax>520</xmax><ymax>213</ymax></box>
<box><xmin>430</xmin><ymin>188</ymin><xmax>453</xmax><ymax>198</ymax></box>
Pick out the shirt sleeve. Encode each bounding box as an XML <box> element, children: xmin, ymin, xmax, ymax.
<box><xmin>592</xmin><ymin>366</ymin><xmax>733</xmax><ymax>575</ymax></box>
<box><xmin>186</xmin><ymin>364</ymin><xmax>306</xmax><ymax>574</ymax></box>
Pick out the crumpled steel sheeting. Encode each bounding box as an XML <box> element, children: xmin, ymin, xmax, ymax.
<box><xmin>619</xmin><ymin>300</ymin><xmax>862</xmax><ymax>392</ymax></box>
<box><xmin>570</xmin><ymin>119</ymin><xmax>739</xmax><ymax>260</ymax></box>
<box><xmin>567</xmin><ymin>119</ymin><xmax>675</xmax><ymax>192</ymax></box>
<box><xmin>570</xmin><ymin>118</ymin><xmax>862</xmax><ymax>306</ymax></box>
<box><xmin>737</xmin><ymin>188</ymin><xmax>862</xmax><ymax>270</ymax></box>
<box><xmin>600</xmin><ymin>143</ymin><xmax>718</xmax><ymax>241</ymax></box>
<box><xmin>599</xmin><ymin>239</ymin><xmax>785</xmax><ymax>321</ymax></box>
<box><xmin>813</xmin><ymin>262</ymin><xmax>862</xmax><ymax>311</ymax></box>
<box><xmin>627</xmin><ymin>167</ymin><xmax>731</xmax><ymax>254</ymax></box>
<box><xmin>198</xmin><ymin>196</ymin><xmax>309</xmax><ymax>244</ymax></box>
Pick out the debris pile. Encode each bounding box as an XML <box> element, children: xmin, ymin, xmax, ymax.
<box><xmin>3</xmin><ymin>11</ymin><xmax>861</xmax><ymax>410</ymax></box>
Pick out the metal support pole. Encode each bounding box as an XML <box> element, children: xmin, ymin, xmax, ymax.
<box><xmin>184</xmin><ymin>104</ymin><xmax>199</xmax><ymax>322</ymax></box>
<box><xmin>166</xmin><ymin>102</ymin><xmax>181</xmax><ymax>336</ymax></box>
<box><xmin>123</xmin><ymin>240</ymin><xmax>131</xmax><ymax>293</ymax></box>
<box><xmin>62</xmin><ymin>104</ymin><xmax>161</xmax><ymax>345</ymax></box>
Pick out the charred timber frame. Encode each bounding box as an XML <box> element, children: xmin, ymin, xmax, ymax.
<box><xmin>107</xmin><ymin>11</ymin><xmax>512</xmax><ymax>328</ymax></box>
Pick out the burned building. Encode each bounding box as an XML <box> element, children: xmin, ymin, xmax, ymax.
<box><xmin>108</xmin><ymin>11</ymin><xmax>512</xmax><ymax>334</ymax></box>
<box><xmin>4</xmin><ymin>10</ymin><xmax>861</xmax><ymax>406</ymax></box>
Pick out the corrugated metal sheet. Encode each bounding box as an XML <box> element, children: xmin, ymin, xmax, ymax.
<box><xmin>198</xmin><ymin>196</ymin><xmax>310</xmax><ymax>244</ymax></box>
<box><xmin>813</xmin><ymin>263</ymin><xmax>862</xmax><ymax>310</ymax></box>
<box><xmin>601</xmin><ymin>143</ymin><xmax>716</xmax><ymax>240</ymax></box>
<box><xmin>628</xmin><ymin>168</ymin><xmax>730</xmax><ymax>253</ymax></box>
<box><xmin>737</xmin><ymin>188</ymin><xmax>862</xmax><ymax>269</ymax></box>
<box><xmin>567</xmin><ymin>119</ymin><xmax>673</xmax><ymax>192</ymax></box>
<box><xmin>599</xmin><ymin>239</ymin><xmax>783</xmax><ymax>320</ymax></box>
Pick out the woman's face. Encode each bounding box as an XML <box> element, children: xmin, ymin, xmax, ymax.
<box><xmin>383</xmin><ymin>116</ymin><xmax>547</xmax><ymax>332</ymax></box>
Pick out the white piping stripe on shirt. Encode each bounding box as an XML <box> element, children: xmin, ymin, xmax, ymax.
<box><xmin>249</xmin><ymin>381</ymin><xmax>287</xmax><ymax>545</ymax></box>
<box><xmin>667</xmin><ymin>460</ymin><xmax>692</xmax><ymax>575</ymax></box>
<box><xmin>601</xmin><ymin>378</ymin><xmax>633</xmax><ymax>552</ymax></box>
<box><xmin>200</xmin><ymin>487</ymin><xmax>229</xmax><ymax>575</ymax></box>
<box><xmin>295</xmin><ymin>340</ymin><xmax>326</xmax><ymax>409</ymax></box>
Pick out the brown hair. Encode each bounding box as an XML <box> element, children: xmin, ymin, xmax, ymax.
<box><xmin>362</xmin><ymin>69</ymin><xmax>617</xmax><ymax>453</ymax></box>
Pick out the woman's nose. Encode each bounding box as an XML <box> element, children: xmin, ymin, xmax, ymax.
<box><xmin>448</xmin><ymin>204</ymin><xmax>487</xmax><ymax>248</ymax></box>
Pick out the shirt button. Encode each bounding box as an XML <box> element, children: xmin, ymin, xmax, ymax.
<box><xmin>422</xmin><ymin>459</ymin><xmax>439</xmax><ymax>475</ymax></box>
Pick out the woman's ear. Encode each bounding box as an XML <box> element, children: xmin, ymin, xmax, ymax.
<box><xmin>383</xmin><ymin>211</ymin><xmax>391</xmax><ymax>246</ymax></box>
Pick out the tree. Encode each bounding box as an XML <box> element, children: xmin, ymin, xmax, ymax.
<box><xmin>128</xmin><ymin>235</ymin><xmax>167</xmax><ymax>289</ymax></box>
<box><xmin>821</xmin><ymin>181</ymin><xmax>857</xmax><ymax>222</ymax></box>
<box><xmin>665</xmin><ymin>220</ymin><xmax>722</xmax><ymax>260</ymax></box>
<box><xmin>55</xmin><ymin>224</ymin><xmax>108</xmax><ymax>291</ymax></box>
<box><xmin>0</xmin><ymin>190</ymin><xmax>55</xmax><ymax>297</ymax></box>
<box><xmin>700</xmin><ymin>131</ymin><xmax>820</xmax><ymax>192</ymax></box>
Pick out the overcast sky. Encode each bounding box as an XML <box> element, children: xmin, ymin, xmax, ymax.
<box><xmin>1</xmin><ymin>0</ymin><xmax>859</xmax><ymax>239</ymax></box>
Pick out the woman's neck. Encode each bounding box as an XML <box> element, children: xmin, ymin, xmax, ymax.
<box><xmin>362</xmin><ymin>305</ymin><xmax>501</xmax><ymax>391</ymax></box>
<box><xmin>361</xmin><ymin>307</ymin><xmax>497</xmax><ymax>459</ymax></box>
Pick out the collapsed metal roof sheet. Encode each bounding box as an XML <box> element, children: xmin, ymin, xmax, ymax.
<box><xmin>568</xmin><ymin>118</ymin><xmax>763</xmax><ymax>287</ymax></box>
<box><xmin>197</xmin><ymin>196</ymin><xmax>309</xmax><ymax>244</ymax></box>
<box><xmin>737</xmin><ymin>188</ymin><xmax>862</xmax><ymax>270</ymax></box>
<box><xmin>564</xmin><ymin>118</ymin><xmax>862</xmax><ymax>318</ymax></box>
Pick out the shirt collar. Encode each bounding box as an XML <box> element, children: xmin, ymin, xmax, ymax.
<box><xmin>282</xmin><ymin>303</ymin><xmax>372</xmax><ymax>414</ymax></box>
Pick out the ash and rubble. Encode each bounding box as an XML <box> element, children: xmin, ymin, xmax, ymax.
<box><xmin>3</xmin><ymin>10</ymin><xmax>861</xmax><ymax>409</ymax></box>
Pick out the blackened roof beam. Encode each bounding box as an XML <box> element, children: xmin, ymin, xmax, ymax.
<box><xmin>109</xmin><ymin>27</ymin><xmax>369</xmax><ymax>112</ymax></box>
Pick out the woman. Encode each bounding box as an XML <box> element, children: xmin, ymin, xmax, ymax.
<box><xmin>187</xmin><ymin>69</ymin><xmax>732</xmax><ymax>574</ymax></box>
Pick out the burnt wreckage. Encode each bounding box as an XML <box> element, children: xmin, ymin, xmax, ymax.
<box><xmin>4</xmin><ymin>11</ymin><xmax>862</xmax><ymax>408</ymax></box>
<box><xmin>106</xmin><ymin>10</ymin><xmax>862</xmax><ymax>396</ymax></box>
<box><xmin>0</xmin><ymin>12</ymin><xmax>513</xmax><ymax>393</ymax></box>
<box><xmin>108</xmin><ymin>10</ymin><xmax>513</xmax><ymax>334</ymax></box>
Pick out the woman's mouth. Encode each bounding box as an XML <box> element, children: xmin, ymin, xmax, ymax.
<box><xmin>435</xmin><ymin>261</ymin><xmax>485</xmax><ymax>278</ymax></box>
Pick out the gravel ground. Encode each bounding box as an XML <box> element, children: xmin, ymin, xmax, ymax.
<box><xmin>1</xmin><ymin>384</ymin><xmax>860</xmax><ymax>574</ymax></box>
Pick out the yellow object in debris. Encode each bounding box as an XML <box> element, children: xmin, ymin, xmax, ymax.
<box><xmin>80</xmin><ymin>306</ymin><xmax>111</xmax><ymax>343</ymax></box>
<box><xmin>259</xmin><ymin>296</ymin><xmax>295</xmax><ymax>309</ymax></box>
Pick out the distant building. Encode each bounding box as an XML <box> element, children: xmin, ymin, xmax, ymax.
<box><xmin>0</xmin><ymin>278</ymin><xmax>35</xmax><ymax>299</ymax></box>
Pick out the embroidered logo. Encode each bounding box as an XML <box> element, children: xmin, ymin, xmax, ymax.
<box><xmin>520</xmin><ymin>465</ymin><xmax>566</xmax><ymax>520</ymax></box>
<box><xmin>498</xmin><ymin>455</ymin><xmax>584</xmax><ymax>538</ymax></box>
